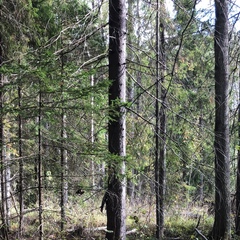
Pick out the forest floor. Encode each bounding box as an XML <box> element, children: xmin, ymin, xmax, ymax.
<box><xmin>6</xmin><ymin>191</ymin><xmax>215</xmax><ymax>240</ymax></box>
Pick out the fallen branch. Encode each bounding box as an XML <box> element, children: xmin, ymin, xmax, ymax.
<box><xmin>126</xmin><ymin>228</ymin><xmax>137</xmax><ymax>235</ymax></box>
<box><xmin>195</xmin><ymin>228</ymin><xmax>208</xmax><ymax>240</ymax></box>
<box><xmin>84</xmin><ymin>226</ymin><xmax>106</xmax><ymax>232</ymax></box>
<box><xmin>84</xmin><ymin>226</ymin><xmax>137</xmax><ymax>235</ymax></box>
<box><xmin>193</xmin><ymin>215</ymin><xmax>208</xmax><ymax>240</ymax></box>
<box><xmin>92</xmin><ymin>226</ymin><xmax>107</xmax><ymax>231</ymax></box>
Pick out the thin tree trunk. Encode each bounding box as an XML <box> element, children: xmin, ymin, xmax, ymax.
<box><xmin>126</xmin><ymin>0</ymin><xmax>136</xmax><ymax>204</ymax></box>
<box><xmin>60</xmin><ymin>113</ymin><xmax>68</xmax><ymax>231</ymax></box>
<box><xmin>236</xmin><ymin>69</ymin><xmax>240</xmax><ymax>235</ymax></box>
<box><xmin>5</xmin><ymin>141</ymin><xmax>11</xmax><ymax>228</ymax></box>
<box><xmin>60</xmin><ymin>54</ymin><xmax>68</xmax><ymax>232</ymax></box>
<box><xmin>38</xmin><ymin>80</ymin><xmax>43</xmax><ymax>240</ymax></box>
<box><xmin>212</xmin><ymin>0</ymin><xmax>231</xmax><ymax>239</ymax></box>
<box><xmin>158</xmin><ymin>27</ymin><xmax>166</xmax><ymax>240</ymax></box>
<box><xmin>1</xmin><ymin>95</ymin><xmax>11</xmax><ymax>230</ymax></box>
<box><xmin>199</xmin><ymin>115</ymin><xmax>204</xmax><ymax>204</ymax></box>
<box><xmin>104</xmin><ymin>0</ymin><xmax>127</xmax><ymax>239</ymax></box>
<box><xmin>18</xmin><ymin>85</ymin><xmax>24</xmax><ymax>238</ymax></box>
<box><xmin>91</xmin><ymin>75</ymin><xmax>95</xmax><ymax>188</ymax></box>
<box><xmin>0</xmin><ymin>35</ymin><xmax>8</xmax><ymax>240</ymax></box>
<box><xmin>155</xmin><ymin>1</ymin><xmax>166</xmax><ymax>238</ymax></box>
<box><xmin>155</xmin><ymin>0</ymin><xmax>160</xmax><ymax>236</ymax></box>
<box><xmin>136</xmin><ymin>0</ymin><xmax>142</xmax><ymax>114</ymax></box>
<box><xmin>1</xmin><ymin>76</ymin><xmax>11</xmax><ymax>230</ymax></box>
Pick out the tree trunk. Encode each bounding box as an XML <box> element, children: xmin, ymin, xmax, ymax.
<box><xmin>5</xmin><ymin>142</ymin><xmax>11</xmax><ymax>228</ymax></box>
<box><xmin>126</xmin><ymin>0</ymin><xmax>136</xmax><ymax>204</ymax></box>
<box><xmin>155</xmin><ymin>1</ymin><xmax>166</xmax><ymax>239</ymax></box>
<box><xmin>60</xmin><ymin>52</ymin><xmax>68</xmax><ymax>231</ymax></box>
<box><xmin>236</xmin><ymin>69</ymin><xmax>240</xmax><ymax>235</ymax></box>
<box><xmin>199</xmin><ymin>115</ymin><xmax>204</xmax><ymax>203</ymax></box>
<box><xmin>105</xmin><ymin>0</ymin><xmax>127</xmax><ymax>239</ymax></box>
<box><xmin>38</xmin><ymin>80</ymin><xmax>43</xmax><ymax>240</ymax></box>
<box><xmin>60</xmin><ymin>113</ymin><xmax>68</xmax><ymax>231</ymax></box>
<box><xmin>212</xmin><ymin>0</ymin><xmax>231</xmax><ymax>239</ymax></box>
<box><xmin>18</xmin><ymin>85</ymin><xmax>24</xmax><ymax>238</ymax></box>
<box><xmin>91</xmin><ymin>74</ymin><xmax>95</xmax><ymax>188</ymax></box>
<box><xmin>155</xmin><ymin>0</ymin><xmax>160</xmax><ymax>236</ymax></box>
<box><xmin>0</xmin><ymin>35</ymin><xmax>9</xmax><ymax>240</ymax></box>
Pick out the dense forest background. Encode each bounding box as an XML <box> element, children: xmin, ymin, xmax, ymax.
<box><xmin>0</xmin><ymin>0</ymin><xmax>239</xmax><ymax>239</ymax></box>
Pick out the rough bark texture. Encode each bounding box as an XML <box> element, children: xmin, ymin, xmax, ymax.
<box><xmin>18</xmin><ymin>85</ymin><xmax>24</xmax><ymax>238</ymax></box>
<box><xmin>212</xmin><ymin>0</ymin><xmax>231</xmax><ymax>239</ymax></box>
<box><xmin>38</xmin><ymin>84</ymin><xmax>43</xmax><ymax>240</ymax></box>
<box><xmin>60</xmin><ymin>56</ymin><xmax>68</xmax><ymax>231</ymax></box>
<box><xmin>61</xmin><ymin>113</ymin><xmax>68</xmax><ymax>231</ymax></box>
<box><xmin>236</xmin><ymin>71</ymin><xmax>240</xmax><ymax>235</ymax></box>
<box><xmin>155</xmin><ymin>1</ymin><xmax>166</xmax><ymax>238</ymax></box>
<box><xmin>0</xmin><ymin>35</ymin><xmax>9</xmax><ymax>240</ymax></box>
<box><xmin>106</xmin><ymin>0</ymin><xmax>127</xmax><ymax>239</ymax></box>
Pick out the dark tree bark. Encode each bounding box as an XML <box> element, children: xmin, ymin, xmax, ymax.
<box><xmin>155</xmin><ymin>0</ymin><xmax>160</xmax><ymax>236</ymax></box>
<box><xmin>90</xmin><ymin>75</ymin><xmax>95</xmax><ymax>188</ymax></box>
<box><xmin>212</xmin><ymin>0</ymin><xmax>231</xmax><ymax>239</ymax></box>
<box><xmin>104</xmin><ymin>0</ymin><xmax>127</xmax><ymax>239</ymax></box>
<box><xmin>155</xmin><ymin>1</ymin><xmax>166</xmax><ymax>239</ymax></box>
<box><xmin>60</xmin><ymin>54</ymin><xmax>68</xmax><ymax>232</ymax></box>
<box><xmin>60</xmin><ymin>112</ymin><xmax>68</xmax><ymax>232</ymax></box>
<box><xmin>38</xmin><ymin>80</ymin><xmax>43</xmax><ymax>240</ymax></box>
<box><xmin>61</xmin><ymin>113</ymin><xmax>68</xmax><ymax>231</ymax></box>
<box><xmin>236</xmin><ymin>71</ymin><xmax>240</xmax><ymax>235</ymax></box>
<box><xmin>18</xmin><ymin>85</ymin><xmax>24</xmax><ymax>238</ymax></box>
<box><xmin>5</xmin><ymin>124</ymin><xmax>11</xmax><ymax>231</ymax></box>
<box><xmin>0</xmin><ymin>35</ymin><xmax>9</xmax><ymax>240</ymax></box>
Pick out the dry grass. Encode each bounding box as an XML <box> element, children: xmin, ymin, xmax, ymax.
<box><xmin>5</xmin><ymin>192</ymin><xmax>214</xmax><ymax>239</ymax></box>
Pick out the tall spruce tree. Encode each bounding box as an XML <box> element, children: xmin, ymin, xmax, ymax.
<box><xmin>155</xmin><ymin>0</ymin><xmax>166</xmax><ymax>238</ymax></box>
<box><xmin>103</xmin><ymin>0</ymin><xmax>127</xmax><ymax>239</ymax></box>
<box><xmin>155</xmin><ymin>0</ymin><xmax>166</xmax><ymax>239</ymax></box>
<box><xmin>212</xmin><ymin>0</ymin><xmax>231</xmax><ymax>239</ymax></box>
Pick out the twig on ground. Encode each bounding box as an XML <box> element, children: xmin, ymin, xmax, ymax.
<box><xmin>195</xmin><ymin>228</ymin><xmax>208</xmax><ymax>240</ymax></box>
<box><xmin>194</xmin><ymin>215</ymin><xmax>208</xmax><ymax>240</ymax></box>
<box><xmin>126</xmin><ymin>228</ymin><xmax>137</xmax><ymax>235</ymax></box>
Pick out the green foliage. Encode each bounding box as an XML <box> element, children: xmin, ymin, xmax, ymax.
<box><xmin>165</xmin><ymin>213</ymin><xmax>213</xmax><ymax>240</ymax></box>
<box><xmin>0</xmin><ymin>0</ymin><xmax>239</xmax><ymax>238</ymax></box>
